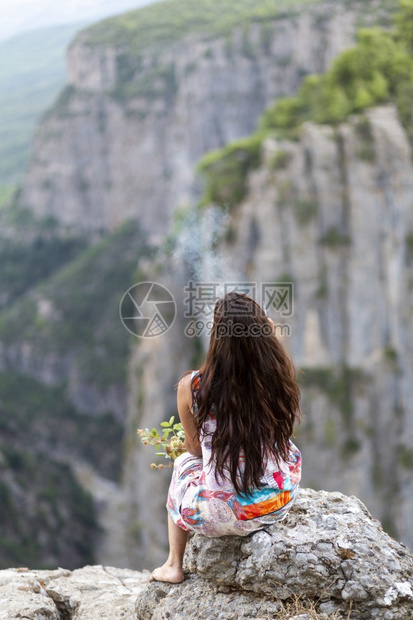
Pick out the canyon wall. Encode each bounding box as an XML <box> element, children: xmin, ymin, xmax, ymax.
<box><xmin>218</xmin><ymin>104</ymin><xmax>413</xmax><ymax>547</ymax></box>
<box><xmin>124</xmin><ymin>105</ymin><xmax>413</xmax><ymax>567</ymax></box>
<box><xmin>18</xmin><ymin>1</ymin><xmax>371</xmax><ymax>240</ymax></box>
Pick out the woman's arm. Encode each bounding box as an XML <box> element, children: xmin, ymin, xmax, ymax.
<box><xmin>177</xmin><ymin>373</ymin><xmax>202</xmax><ymax>458</ymax></box>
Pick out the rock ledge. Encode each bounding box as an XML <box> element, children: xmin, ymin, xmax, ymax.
<box><xmin>136</xmin><ymin>488</ymin><xmax>413</xmax><ymax>620</ymax></box>
<box><xmin>1</xmin><ymin>489</ymin><xmax>412</xmax><ymax>619</ymax></box>
<box><xmin>0</xmin><ymin>564</ymin><xmax>149</xmax><ymax>620</ymax></box>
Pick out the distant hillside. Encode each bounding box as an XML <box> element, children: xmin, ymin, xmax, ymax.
<box><xmin>0</xmin><ymin>0</ymin><xmax>159</xmax><ymax>203</ymax></box>
<box><xmin>0</xmin><ymin>22</ymin><xmax>87</xmax><ymax>196</ymax></box>
<box><xmin>0</xmin><ymin>0</ymin><xmax>154</xmax><ymax>42</ymax></box>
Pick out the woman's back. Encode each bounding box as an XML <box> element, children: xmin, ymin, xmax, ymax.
<box><xmin>166</xmin><ymin>370</ymin><xmax>302</xmax><ymax>537</ymax></box>
<box><xmin>191</xmin><ymin>293</ymin><xmax>302</xmax><ymax>498</ymax></box>
<box><xmin>194</xmin><ymin>370</ymin><xmax>301</xmax><ymax>491</ymax></box>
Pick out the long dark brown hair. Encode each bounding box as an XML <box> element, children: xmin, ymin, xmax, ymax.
<box><xmin>192</xmin><ymin>292</ymin><xmax>302</xmax><ymax>495</ymax></box>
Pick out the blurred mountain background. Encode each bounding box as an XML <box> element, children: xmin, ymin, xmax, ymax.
<box><xmin>1</xmin><ymin>0</ymin><xmax>413</xmax><ymax>571</ymax></box>
<box><xmin>0</xmin><ymin>0</ymin><xmax>157</xmax><ymax>205</ymax></box>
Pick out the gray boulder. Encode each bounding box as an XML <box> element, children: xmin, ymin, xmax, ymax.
<box><xmin>0</xmin><ymin>565</ymin><xmax>149</xmax><ymax>619</ymax></box>
<box><xmin>135</xmin><ymin>488</ymin><xmax>413</xmax><ymax>620</ymax></box>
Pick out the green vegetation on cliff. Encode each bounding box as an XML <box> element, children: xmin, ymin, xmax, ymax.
<box><xmin>0</xmin><ymin>372</ymin><xmax>123</xmax><ymax>480</ymax></box>
<box><xmin>260</xmin><ymin>22</ymin><xmax>413</xmax><ymax>132</ymax></box>
<box><xmin>82</xmin><ymin>0</ymin><xmax>323</xmax><ymax>53</ymax></box>
<box><xmin>0</xmin><ymin>204</ymin><xmax>87</xmax><ymax>309</ymax></box>
<box><xmin>0</xmin><ymin>374</ymin><xmax>105</xmax><ymax>569</ymax></box>
<box><xmin>0</xmin><ymin>184</ymin><xmax>17</xmax><ymax>209</ymax></box>
<box><xmin>64</xmin><ymin>0</ymin><xmax>399</xmax><ymax>105</ymax></box>
<box><xmin>197</xmin><ymin>133</ymin><xmax>264</xmax><ymax>208</ymax></box>
<box><xmin>84</xmin><ymin>0</ymin><xmax>344</xmax><ymax>102</ymax></box>
<box><xmin>0</xmin><ymin>220</ymin><xmax>150</xmax><ymax>389</ymax></box>
<box><xmin>0</xmin><ymin>212</ymin><xmax>154</xmax><ymax>569</ymax></box>
<box><xmin>198</xmin><ymin>0</ymin><xmax>413</xmax><ymax>207</ymax></box>
<box><xmin>0</xmin><ymin>442</ymin><xmax>96</xmax><ymax>570</ymax></box>
<box><xmin>0</xmin><ymin>221</ymin><xmax>150</xmax><ymax>568</ymax></box>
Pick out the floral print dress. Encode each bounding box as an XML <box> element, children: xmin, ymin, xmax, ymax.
<box><xmin>167</xmin><ymin>371</ymin><xmax>302</xmax><ymax>537</ymax></box>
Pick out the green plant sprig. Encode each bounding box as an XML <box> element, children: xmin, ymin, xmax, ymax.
<box><xmin>137</xmin><ymin>416</ymin><xmax>186</xmax><ymax>469</ymax></box>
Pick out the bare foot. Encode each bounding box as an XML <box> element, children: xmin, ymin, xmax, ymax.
<box><xmin>151</xmin><ymin>562</ymin><xmax>184</xmax><ymax>584</ymax></box>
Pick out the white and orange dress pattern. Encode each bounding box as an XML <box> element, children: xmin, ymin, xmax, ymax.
<box><xmin>167</xmin><ymin>371</ymin><xmax>302</xmax><ymax>537</ymax></box>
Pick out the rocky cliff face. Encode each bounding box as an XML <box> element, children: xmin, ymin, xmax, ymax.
<box><xmin>1</xmin><ymin>490</ymin><xmax>412</xmax><ymax>620</ymax></box>
<box><xmin>18</xmin><ymin>0</ymin><xmax>375</xmax><ymax>240</ymax></box>
<box><xmin>215</xmin><ymin>104</ymin><xmax>413</xmax><ymax>549</ymax></box>
<box><xmin>123</xmin><ymin>104</ymin><xmax>413</xmax><ymax>568</ymax></box>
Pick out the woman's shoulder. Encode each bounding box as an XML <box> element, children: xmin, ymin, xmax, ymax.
<box><xmin>178</xmin><ymin>369</ymin><xmax>198</xmax><ymax>385</ymax></box>
<box><xmin>177</xmin><ymin>370</ymin><xmax>200</xmax><ymax>394</ymax></box>
<box><xmin>178</xmin><ymin>371</ymin><xmax>200</xmax><ymax>415</ymax></box>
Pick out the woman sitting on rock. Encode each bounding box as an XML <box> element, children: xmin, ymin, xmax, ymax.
<box><xmin>152</xmin><ymin>291</ymin><xmax>302</xmax><ymax>583</ymax></box>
